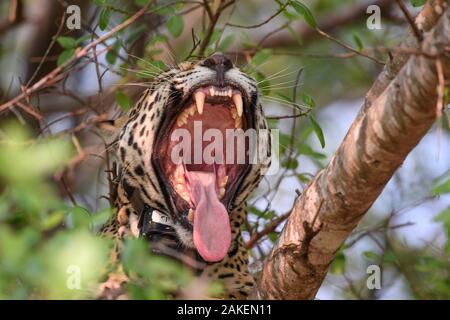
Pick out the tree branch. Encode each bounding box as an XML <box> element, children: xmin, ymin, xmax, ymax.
<box><xmin>0</xmin><ymin>1</ymin><xmax>154</xmax><ymax>115</ymax></box>
<box><xmin>250</xmin><ymin>4</ymin><xmax>450</xmax><ymax>300</ymax></box>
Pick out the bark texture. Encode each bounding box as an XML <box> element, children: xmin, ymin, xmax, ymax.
<box><xmin>251</xmin><ymin>4</ymin><xmax>450</xmax><ymax>300</ymax></box>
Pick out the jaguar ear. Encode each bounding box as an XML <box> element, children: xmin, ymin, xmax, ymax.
<box><xmin>177</xmin><ymin>61</ymin><xmax>195</xmax><ymax>71</ymax></box>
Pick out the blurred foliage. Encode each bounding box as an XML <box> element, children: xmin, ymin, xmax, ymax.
<box><xmin>0</xmin><ymin>0</ymin><xmax>448</xmax><ymax>300</ymax></box>
<box><xmin>0</xmin><ymin>123</ymin><xmax>195</xmax><ymax>299</ymax></box>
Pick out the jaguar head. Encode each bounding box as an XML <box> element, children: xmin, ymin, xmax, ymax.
<box><xmin>120</xmin><ymin>53</ymin><xmax>270</xmax><ymax>262</ymax></box>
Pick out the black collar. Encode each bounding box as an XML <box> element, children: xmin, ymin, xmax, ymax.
<box><xmin>138</xmin><ymin>205</ymin><xmax>206</xmax><ymax>274</ymax></box>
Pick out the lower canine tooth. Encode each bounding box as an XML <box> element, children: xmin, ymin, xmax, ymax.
<box><xmin>219</xmin><ymin>188</ymin><xmax>225</xmax><ymax>199</ymax></box>
<box><xmin>235</xmin><ymin>117</ymin><xmax>242</xmax><ymax>128</ymax></box>
<box><xmin>220</xmin><ymin>175</ymin><xmax>228</xmax><ymax>187</ymax></box>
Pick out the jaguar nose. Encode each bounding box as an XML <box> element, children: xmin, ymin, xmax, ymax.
<box><xmin>202</xmin><ymin>53</ymin><xmax>233</xmax><ymax>86</ymax></box>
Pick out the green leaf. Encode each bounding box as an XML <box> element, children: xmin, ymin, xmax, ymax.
<box><xmin>154</xmin><ymin>6</ymin><xmax>176</xmax><ymax>16</ymax></box>
<box><xmin>166</xmin><ymin>15</ymin><xmax>184</xmax><ymax>38</ymax></box>
<box><xmin>298</xmin><ymin>143</ymin><xmax>326</xmax><ymax>160</ymax></box>
<box><xmin>432</xmin><ymin>177</ymin><xmax>450</xmax><ymax>195</ymax></box>
<box><xmin>99</xmin><ymin>8</ymin><xmax>111</xmax><ymax>31</ymax></box>
<box><xmin>434</xmin><ymin>207</ymin><xmax>450</xmax><ymax>237</ymax></box>
<box><xmin>218</xmin><ymin>34</ymin><xmax>234</xmax><ymax>51</ymax></box>
<box><xmin>41</xmin><ymin>210</ymin><xmax>65</xmax><ymax>230</ymax></box>
<box><xmin>147</xmin><ymin>34</ymin><xmax>168</xmax><ymax>47</ymax></box>
<box><xmin>301</xmin><ymin>92</ymin><xmax>315</xmax><ymax>108</ymax></box>
<box><xmin>291</xmin><ymin>1</ymin><xmax>317</xmax><ymax>28</ymax></box>
<box><xmin>287</xmin><ymin>25</ymin><xmax>303</xmax><ymax>45</ymax></box>
<box><xmin>148</xmin><ymin>60</ymin><xmax>166</xmax><ymax>73</ymax></box>
<box><xmin>330</xmin><ymin>249</ymin><xmax>346</xmax><ymax>274</ymax></box>
<box><xmin>282</xmin><ymin>158</ymin><xmax>299</xmax><ymax>170</ymax></box>
<box><xmin>57</xmin><ymin>48</ymin><xmax>75</xmax><ymax>66</ymax></box>
<box><xmin>253</xmin><ymin>71</ymin><xmax>270</xmax><ymax>96</ymax></box>
<box><xmin>209</xmin><ymin>29</ymin><xmax>222</xmax><ymax>47</ymax></box>
<box><xmin>383</xmin><ymin>250</ymin><xmax>398</xmax><ymax>264</ymax></box>
<box><xmin>275</xmin><ymin>92</ymin><xmax>293</xmax><ymax>103</ymax></box>
<box><xmin>309</xmin><ymin>115</ymin><xmax>325</xmax><ymax>148</ymax></box>
<box><xmin>352</xmin><ymin>33</ymin><xmax>364</xmax><ymax>51</ymax></box>
<box><xmin>116</xmin><ymin>90</ymin><xmax>132</xmax><ymax>111</ymax></box>
<box><xmin>135</xmin><ymin>0</ymin><xmax>150</xmax><ymax>6</ymax></box>
<box><xmin>268</xmin><ymin>232</ymin><xmax>278</xmax><ymax>243</ymax></box>
<box><xmin>68</xmin><ymin>206</ymin><xmax>91</xmax><ymax>229</ymax></box>
<box><xmin>76</xmin><ymin>35</ymin><xmax>91</xmax><ymax>44</ymax></box>
<box><xmin>106</xmin><ymin>41</ymin><xmax>121</xmax><ymax>65</ymax></box>
<box><xmin>363</xmin><ymin>251</ymin><xmax>380</xmax><ymax>261</ymax></box>
<box><xmin>410</xmin><ymin>0</ymin><xmax>426</xmax><ymax>7</ymax></box>
<box><xmin>56</xmin><ymin>36</ymin><xmax>77</xmax><ymax>49</ymax></box>
<box><xmin>94</xmin><ymin>0</ymin><xmax>106</xmax><ymax>6</ymax></box>
<box><xmin>251</xmin><ymin>49</ymin><xmax>272</xmax><ymax>66</ymax></box>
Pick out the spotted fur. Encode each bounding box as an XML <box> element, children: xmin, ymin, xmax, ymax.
<box><xmin>100</xmin><ymin>57</ymin><xmax>271</xmax><ymax>299</ymax></box>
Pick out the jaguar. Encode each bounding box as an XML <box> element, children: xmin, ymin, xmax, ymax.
<box><xmin>99</xmin><ymin>53</ymin><xmax>272</xmax><ymax>300</ymax></box>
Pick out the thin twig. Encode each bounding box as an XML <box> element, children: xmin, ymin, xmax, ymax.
<box><xmin>316</xmin><ymin>28</ymin><xmax>385</xmax><ymax>65</ymax></box>
<box><xmin>226</xmin><ymin>1</ymin><xmax>288</xmax><ymax>29</ymax></box>
<box><xmin>0</xmin><ymin>1</ymin><xmax>154</xmax><ymax>114</ymax></box>
<box><xmin>27</xmin><ymin>13</ymin><xmax>66</xmax><ymax>87</ymax></box>
<box><xmin>245</xmin><ymin>212</ymin><xmax>291</xmax><ymax>249</ymax></box>
<box><xmin>395</xmin><ymin>0</ymin><xmax>423</xmax><ymax>42</ymax></box>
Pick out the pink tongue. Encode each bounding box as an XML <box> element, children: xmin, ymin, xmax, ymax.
<box><xmin>186</xmin><ymin>171</ymin><xmax>231</xmax><ymax>262</ymax></box>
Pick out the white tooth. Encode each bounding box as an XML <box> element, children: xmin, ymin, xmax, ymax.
<box><xmin>177</xmin><ymin>117</ymin><xmax>185</xmax><ymax>127</ymax></box>
<box><xmin>187</xmin><ymin>209</ymin><xmax>194</xmax><ymax>222</ymax></box>
<box><xmin>233</xmin><ymin>93</ymin><xmax>243</xmax><ymax>117</ymax></box>
<box><xmin>209</xmin><ymin>87</ymin><xmax>215</xmax><ymax>96</ymax></box>
<box><xmin>188</xmin><ymin>105</ymin><xmax>195</xmax><ymax>116</ymax></box>
<box><xmin>227</xmin><ymin>90</ymin><xmax>232</xmax><ymax>97</ymax></box>
<box><xmin>219</xmin><ymin>188</ymin><xmax>225</xmax><ymax>199</ymax></box>
<box><xmin>194</xmin><ymin>91</ymin><xmax>205</xmax><ymax>115</ymax></box>
<box><xmin>220</xmin><ymin>175</ymin><xmax>228</xmax><ymax>187</ymax></box>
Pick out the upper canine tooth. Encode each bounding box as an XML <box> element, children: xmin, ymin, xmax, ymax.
<box><xmin>194</xmin><ymin>91</ymin><xmax>205</xmax><ymax>115</ymax></box>
<box><xmin>233</xmin><ymin>93</ymin><xmax>243</xmax><ymax>117</ymax></box>
<box><xmin>227</xmin><ymin>90</ymin><xmax>232</xmax><ymax>97</ymax></box>
<box><xmin>209</xmin><ymin>87</ymin><xmax>215</xmax><ymax>96</ymax></box>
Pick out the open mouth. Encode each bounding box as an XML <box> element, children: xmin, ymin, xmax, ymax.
<box><xmin>153</xmin><ymin>84</ymin><xmax>254</xmax><ymax>262</ymax></box>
